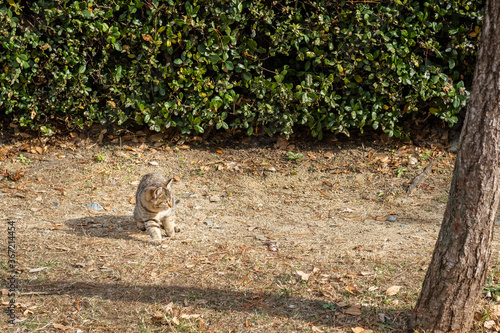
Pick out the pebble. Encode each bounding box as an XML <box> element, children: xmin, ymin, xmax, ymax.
<box><xmin>209</xmin><ymin>195</ymin><xmax>221</xmax><ymax>202</ymax></box>
<box><xmin>386</xmin><ymin>215</ymin><xmax>397</xmax><ymax>222</ymax></box>
<box><xmin>149</xmin><ymin>161</ymin><xmax>159</xmax><ymax>166</ymax></box>
<box><xmin>53</xmin><ymin>202</ymin><xmax>60</xmax><ymax>207</ymax></box>
<box><xmin>86</xmin><ymin>202</ymin><xmax>104</xmax><ymax>210</ymax></box>
<box><xmin>204</xmin><ymin>220</ymin><xmax>213</xmax><ymax>226</ymax></box>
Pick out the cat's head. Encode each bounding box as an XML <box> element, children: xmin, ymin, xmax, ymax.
<box><xmin>146</xmin><ymin>178</ymin><xmax>174</xmax><ymax>209</ymax></box>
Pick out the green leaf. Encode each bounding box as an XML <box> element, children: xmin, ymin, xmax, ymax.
<box><xmin>225</xmin><ymin>61</ymin><xmax>234</xmax><ymax>71</ymax></box>
<box><xmin>209</xmin><ymin>54</ymin><xmax>220</xmax><ymax>63</ymax></box>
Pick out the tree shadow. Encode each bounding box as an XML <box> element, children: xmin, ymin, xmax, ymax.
<box><xmin>18</xmin><ymin>278</ymin><xmax>409</xmax><ymax>330</ymax></box>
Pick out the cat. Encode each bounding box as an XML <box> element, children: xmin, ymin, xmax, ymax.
<box><xmin>133</xmin><ymin>173</ymin><xmax>179</xmax><ymax>242</ymax></box>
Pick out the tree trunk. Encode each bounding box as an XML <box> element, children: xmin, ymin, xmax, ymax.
<box><xmin>409</xmin><ymin>2</ymin><xmax>500</xmax><ymax>332</ymax></box>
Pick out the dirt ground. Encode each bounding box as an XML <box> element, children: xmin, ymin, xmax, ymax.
<box><xmin>2</xmin><ymin>127</ymin><xmax>500</xmax><ymax>332</ymax></box>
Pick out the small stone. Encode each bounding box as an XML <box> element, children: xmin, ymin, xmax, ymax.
<box><xmin>149</xmin><ymin>161</ymin><xmax>159</xmax><ymax>166</ymax></box>
<box><xmin>268</xmin><ymin>244</ymin><xmax>278</xmax><ymax>252</ymax></box>
<box><xmin>209</xmin><ymin>195</ymin><xmax>221</xmax><ymax>202</ymax></box>
<box><xmin>53</xmin><ymin>202</ymin><xmax>60</xmax><ymax>207</ymax></box>
<box><xmin>386</xmin><ymin>215</ymin><xmax>397</xmax><ymax>222</ymax></box>
<box><xmin>204</xmin><ymin>220</ymin><xmax>213</xmax><ymax>226</ymax></box>
<box><xmin>400</xmin><ymin>224</ymin><xmax>407</xmax><ymax>228</ymax></box>
<box><xmin>86</xmin><ymin>202</ymin><xmax>104</xmax><ymax>211</ymax></box>
<box><xmin>255</xmin><ymin>235</ymin><xmax>268</xmax><ymax>241</ymax></box>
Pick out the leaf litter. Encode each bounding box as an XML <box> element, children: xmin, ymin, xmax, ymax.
<box><xmin>1</xmin><ymin>127</ymin><xmax>499</xmax><ymax>332</ymax></box>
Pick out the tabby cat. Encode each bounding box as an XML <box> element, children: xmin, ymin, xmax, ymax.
<box><xmin>134</xmin><ymin>173</ymin><xmax>179</xmax><ymax>242</ymax></box>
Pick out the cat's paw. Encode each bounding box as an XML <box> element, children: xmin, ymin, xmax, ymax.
<box><xmin>136</xmin><ymin>221</ymin><xmax>146</xmax><ymax>231</ymax></box>
<box><xmin>147</xmin><ymin>227</ymin><xmax>162</xmax><ymax>242</ymax></box>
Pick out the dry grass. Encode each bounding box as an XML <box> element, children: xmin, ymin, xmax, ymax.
<box><xmin>1</xmin><ymin>131</ymin><xmax>500</xmax><ymax>332</ymax></box>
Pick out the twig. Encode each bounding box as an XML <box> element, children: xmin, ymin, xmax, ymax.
<box><xmin>317</xmin><ymin>188</ymin><xmax>330</xmax><ymax>198</ymax></box>
<box><xmin>197</xmin><ymin>272</ymin><xmax>211</xmax><ymax>284</ymax></box>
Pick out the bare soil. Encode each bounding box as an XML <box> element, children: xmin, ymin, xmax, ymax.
<box><xmin>1</xmin><ymin>129</ymin><xmax>500</xmax><ymax>332</ymax></box>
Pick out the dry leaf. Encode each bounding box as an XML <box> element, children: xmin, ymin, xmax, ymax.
<box><xmin>386</xmin><ymin>285</ymin><xmax>402</xmax><ymax>296</ymax></box>
<box><xmin>297</xmin><ymin>270</ymin><xmax>311</xmax><ymax>281</ymax></box>
<box><xmin>142</xmin><ymin>34</ymin><xmax>153</xmax><ymax>42</ymax></box>
<box><xmin>180</xmin><ymin>314</ymin><xmax>201</xmax><ymax>319</ymax></box>
<box><xmin>484</xmin><ymin>320</ymin><xmax>495</xmax><ymax>329</ymax></box>
<box><xmin>337</xmin><ymin>301</ymin><xmax>349</xmax><ymax>307</ymax></box>
<box><xmin>345</xmin><ymin>305</ymin><xmax>362</xmax><ymax>316</ymax></box>
<box><xmin>53</xmin><ymin>323</ymin><xmax>71</xmax><ymax>331</ymax></box>
<box><xmin>245</xmin><ymin>319</ymin><xmax>252</xmax><ymax>328</ymax></box>
<box><xmin>324</xmin><ymin>152</ymin><xmax>334</xmax><ymax>159</ymax></box>
<box><xmin>352</xmin><ymin>327</ymin><xmax>373</xmax><ymax>333</ymax></box>
<box><xmin>491</xmin><ymin>304</ymin><xmax>500</xmax><ymax>319</ymax></box>
<box><xmin>178</xmin><ymin>145</ymin><xmax>190</xmax><ymax>150</ymax></box>
<box><xmin>216</xmin><ymin>149</ymin><xmax>223</xmax><ymax>154</ymax></box>
<box><xmin>152</xmin><ymin>311</ymin><xmax>164</xmax><ymax>322</ymax></box>
<box><xmin>345</xmin><ymin>285</ymin><xmax>358</xmax><ymax>294</ymax></box>
<box><xmin>171</xmin><ymin>316</ymin><xmax>180</xmax><ymax>325</ymax></box>
<box><xmin>312</xmin><ymin>326</ymin><xmax>323</xmax><ymax>332</ymax></box>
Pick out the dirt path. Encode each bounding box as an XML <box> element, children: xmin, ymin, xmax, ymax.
<box><xmin>1</xmin><ymin>132</ymin><xmax>499</xmax><ymax>332</ymax></box>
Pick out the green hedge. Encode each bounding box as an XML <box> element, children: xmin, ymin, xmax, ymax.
<box><xmin>0</xmin><ymin>0</ymin><xmax>482</xmax><ymax>138</ymax></box>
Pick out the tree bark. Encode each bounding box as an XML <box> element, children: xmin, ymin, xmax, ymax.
<box><xmin>409</xmin><ymin>2</ymin><xmax>500</xmax><ymax>332</ymax></box>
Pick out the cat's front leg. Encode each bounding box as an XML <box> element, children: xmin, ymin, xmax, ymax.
<box><xmin>144</xmin><ymin>220</ymin><xmax>162</xmax><ymax>242</ymax></box>
<box><xmin>162</xmin><ymin>214</ymin><xmax>179</xmax><ymax>237</ymax></box>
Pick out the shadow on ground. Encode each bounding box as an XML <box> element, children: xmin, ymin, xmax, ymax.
<box><xmin>19</xmin><ymin>279</ymin><xmax>409</xmax><ymax>330</ymax></box>
<box><xmin>64</xmin><ymin>215</ymin><xmax>143</xmax><ymax>241</ymax></box>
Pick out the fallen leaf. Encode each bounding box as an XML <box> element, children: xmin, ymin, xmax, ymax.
<box><xmin>312</xmin><ymin>326</ymin><xmax>323</xmax><ymax>332</ymax></box>
<box><xmin>297</xmin><ymin>270</ymin><xmax>311</xmax><ymax>281</ymax></box>
<box><xmin>324</xmin><ymin>152</ymin><xmax>334</xmax><ymax>159</ymax></box>
<box><xmin>491</xmin><ymin>304</ymin><xmax>500</xmax><ymax>319</ymax></box>
<box><xmin>178</xmin><ymin>145</ymin><xmax>190</xmax><ymax>150</ymax></box>
<box><xmin>484</xmin><ymin>320</ymin><xmax>495</xmax><ymax>329</ymax></box>
<box><xmin>386</xmin><ymin>285</ymin><xmax>402</xmax><ymax>296</ymax></box>
<box><xmin>245</xmin><ymin>319</ymin><xmax>252</xmax><ymax>327</ymax></box>
<box><xmin>345</xmin><ymin>285</ymin><xmax>358</xmax><ymax>294</ymax></box>
<box><xmin>337</xmin><ymin>301</ymin><xmax>349</xmax><ymax>307</ymax></box>
<box><xmin>53</xmin><ymin>323</ymin><xmax>71</xmax><ymax>331</ymax></box>
<box><xmin>345</xmin><ymin>305</ymin><xmax>362</xmax><ymax>316</ymax></box>
<box><xmin>352</xmin><ymin>327</ymin><xmax>373</xmax><ymax>333</ymax></box>
<box><xmin>152</xmin><ymin>311</ymin><xmax>164</xmax><ymax>322</ymax></box>
<box><xmin>216</xmin><ymin>149</ymin><xmax>223</xmax><ymax>154</ymax></box>
<box><xmin>173</xmin><ymin>175</ymin><xmax>181</xmax><ymax>182</ymax></box>
<box><xmin>29</xmin><ymin>267</ymin><xmax>48</xmax><ymax>273</ymax></box>
<box><xmin>171</xmin><ymin>316</ymin><xmax>180</xmax><ymax>325</ymax></box>
<box><xmin>180</xmin><ymin>314</ymin><xmax>201</xmax><ymax>319</ymax></box>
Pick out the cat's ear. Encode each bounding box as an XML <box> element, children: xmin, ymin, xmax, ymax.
<box><xmin>146</xmin><ymin>187</ymin><xmax>162</xmax><ymax>200</ymax></box>
<box><xmin>164</xmin><ymin>178</ymin><xmax>174</xmax><ymax>190</ymax></box>
<box><xmin>153</xmin><ymin>187</ymin><xmax>163</xmax><ymax>198</ymax></box>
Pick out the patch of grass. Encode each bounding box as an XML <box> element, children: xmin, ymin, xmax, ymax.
<box><xmin>17</xmin><ymin>154</ymin><xmax>32</xmax><ymax>165</ymax></box>
<box><xmin>94</xmin><ymin>154</ymin><xmax>105</xmax><ymax>162</ymax></box>
<box><xmin>287</xmin><ymin>151</ymin><xmax>303</xmax><ymax>162</ymax></box>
